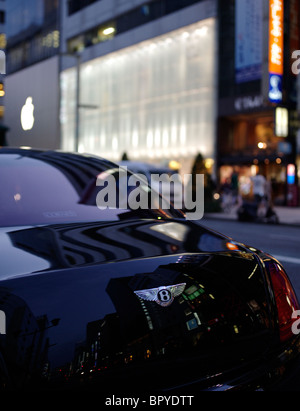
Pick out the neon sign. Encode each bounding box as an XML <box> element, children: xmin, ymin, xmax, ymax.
<box><xmin>269</xmin><ymin>0</ymin><xmax>284</xmax><ymax>103</ymax></box>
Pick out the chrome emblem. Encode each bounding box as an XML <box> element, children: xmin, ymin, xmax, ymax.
<box><xmin>134</xmin><ymin>283</ymin><xmax>186</xmax><ymax>307</ymax></box>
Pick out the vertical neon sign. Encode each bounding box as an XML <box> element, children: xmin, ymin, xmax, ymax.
<box><xmin>268</xmin><ymin>0</ymin><xmax>284</xmax><ymax>103</ymax></box>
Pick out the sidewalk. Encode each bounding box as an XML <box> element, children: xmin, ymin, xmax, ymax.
<box><xmin>205</xmin><ymin>205</ymin><xmax>300</xmax><ymax>226</ymax></box>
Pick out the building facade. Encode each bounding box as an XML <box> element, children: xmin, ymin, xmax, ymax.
<box><xmin>3</xmin><ymin>0</ymin><xmax>300</xmax><ymax>205</ymax></box>
<box><xmin>60</xmin><ymin>0</ymin><xmax>218</xmax><ymax>175</ymax></box>
<box><xmin>218</xmin><ymin>0</ymin><xmax>300</xmax><ymax>206</ymax></box>
<box><xmin>4</xmin><ymin>0</ymin><xmax>60</xmax><ymax>149</ymax></box>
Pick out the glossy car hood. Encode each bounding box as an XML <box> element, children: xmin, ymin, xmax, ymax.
<box><xmin>0</xmin><ymin>219</ymin><xmax>273</xmax><ymax>391</ymax></box>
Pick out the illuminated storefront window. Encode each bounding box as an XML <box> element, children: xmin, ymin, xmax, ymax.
<box><xmin>0</xmin><ymin>34</ymin><xmax>6</xmax><ymax>50</ymax></box>
<box><xmin>68</xmin><ymin>22</ymin><xmax>116</xmax><ymax>53</ymax></box>
<box><xmin>268</xmin><ymin>0</ymin><xmax>284</xmax><ymax>103</ymax></box>
<box><xmin>61</xmin><ymin>19</ymin><xmax>217</xmax><ymax>165</ymax></box>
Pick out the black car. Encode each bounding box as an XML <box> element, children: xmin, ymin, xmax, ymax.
<box><xmin>0</xmin><ymin>147</ymin><xmax>300</xmax><ymax>394</ymax></box>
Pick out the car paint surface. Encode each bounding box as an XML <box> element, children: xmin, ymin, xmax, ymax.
<box><xmin>0</xmin><ymin>148</ymin><xmax>299</xmax><ymax>392</ymax></box>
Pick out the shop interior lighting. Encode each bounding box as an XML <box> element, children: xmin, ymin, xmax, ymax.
<box><xmin>103</xmin><ymin>27</ymin><xmax>115</xmax><ymax>36</ymax></box>
<box><xmin>275</xmin><ymin>107</ymin><xmax>289</xmax><ymax>137</ymax></box>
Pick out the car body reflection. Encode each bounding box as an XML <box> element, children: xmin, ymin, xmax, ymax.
<box><xmin>1</xmin><ymin>148</ymin><xmax>300</xmax><ymax>392</ymax></box>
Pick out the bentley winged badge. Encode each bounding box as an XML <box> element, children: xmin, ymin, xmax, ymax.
<box><xmin>134</xmin><ymin>283</ymin><xmax>186</xmax><ymax>307</ymax></box>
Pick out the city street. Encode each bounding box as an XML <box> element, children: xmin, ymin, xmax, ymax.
<box><xmin>2</xmin><ymin>0</ymin><xmax>300</xmax><ymax>393</ymax></box>
<box><xmin>201</xmin><ymin>217</ymin><xmax>300</xmax><ymax>299</ymax></box>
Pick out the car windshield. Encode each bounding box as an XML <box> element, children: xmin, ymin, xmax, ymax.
<box><xmin>0</xmin><ymin>151</ymin><xmax>183</xmax><ymax>227</ymax></box>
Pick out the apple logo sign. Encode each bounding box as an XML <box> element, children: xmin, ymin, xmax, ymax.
<box><xmin>21</xmin><ymin>97</ymin><xmax>35</xmax><ymax>131</ymax></box>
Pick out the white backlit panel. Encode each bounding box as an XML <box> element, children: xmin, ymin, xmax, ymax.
<box><xmin>60</xmin><ymin>18</ymin><xmax>217</xmax><ymax>162</ymax></box>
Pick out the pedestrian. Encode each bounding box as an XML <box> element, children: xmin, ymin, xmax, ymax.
<box><xmin>251</xmin><ymin>173</ymin><xmax>267</xmax><ymax>203</ymax></box>
<box><xmin>220</xmin><ymin>178</ymin><xmax>234</xmax><ymax>212</ymax></box>
<box><xmin>230</xmin><ymin>168</ymin><xmax>239</xmax><ymax>204</ymax></box>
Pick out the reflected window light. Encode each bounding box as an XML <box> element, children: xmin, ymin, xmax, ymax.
<box><xmin>0</xmin><ymin>34</ymin><xmax>6</xmax><ymax>49</ymax></box>
<box><xmin>186</xmin><ymin>318</ymin><xmax>198</xmax><ymax>330</ymax></box>
<box><xmin>249</xmin><ymin>247</ymin><xmax>258</xmax><ymax>252</ymax></box>
<box><xmin>150</xmin><ymin>222</ymin><xmax>188</xmax><ymax>241</ymax></box>
<box><xmin>194</xmin><ymin>312</ymin><xmax>201</xmax><ymax>325</ymax></box>
<box><xmin>103</xmin><ymin>27</ymin><xmax>115</xmax><ymax>36</ymax></box>
<box><xmin>53</xmin><ymin>30</ymin><xmax>60</xmax><ymax>48</ymax></box>
<box><xmin>248</xmin><ymin>264</ymin><xmax>258</xmax><ymax>280</ymax></box>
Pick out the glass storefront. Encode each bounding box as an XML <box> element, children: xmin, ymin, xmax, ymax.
<box><xmin>219</xmin><ymin>112</ymin><xmax>288</xmax><ymax>159</ymax></box>
<box><xmin>60</xmin><ymin>19</ymin><xmax>217</xmax><ymax>171</ymax></box>
<box><xmin>218</xmin><ymin>112</ymin><xmax>291</xmax><ymax>205</ymax></box>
